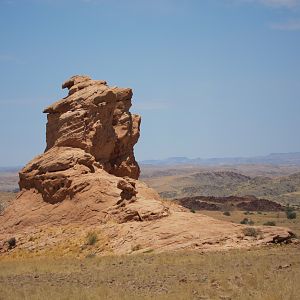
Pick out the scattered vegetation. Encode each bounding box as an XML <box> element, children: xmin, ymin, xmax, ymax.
<box><xmin>263</xmin><ymin>221</ymin><xmax>276</xmax><ymax>226</ymax></box>
<box><xmin>197</xmin><ymin>209</ymin><xmax>300</xmax><ymax>238</ymax></box>
<box><xmin>190</xmin><ymin>209</ymin><xmax>196</xmax><ymax>213</ymax></box>
<box><xmin>85</xmin><ymin>231</ymin><xmax>98</xmax><ymax>246</ymax></box>
<box><xmin>242</xmin><ymin>227</ymin><xmax>262</xmax><ymax>238</ymax></box>
<box><xmin>223</xmin><ymin>211</ymin><xmax>231</xmax><ymax>216</ymax></box>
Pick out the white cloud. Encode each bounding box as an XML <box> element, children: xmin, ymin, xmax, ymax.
<box><xmin>269</xmin><ymin>19</ymin><xmax>300</xmax><ymax>29</ymax></box>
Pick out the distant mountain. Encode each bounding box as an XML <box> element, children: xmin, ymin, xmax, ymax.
<box><xmin>0</xmin><ymin>166</ymin><xmax>21</xmax><ymax>172</ymax></box>
<box><xmin>140</xmin><ymin>152</ymin><xmax>300</xmax><ymax>166</ymax></box>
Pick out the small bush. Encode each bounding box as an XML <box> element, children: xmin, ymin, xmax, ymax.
<box><xmin>257</xmin><ymin>211</ymin><xmax>262</xmax><ymax>214</ymax></box>
<box><xmin>242</xmin><ymin>227</ymin><xmax>261</xmax><ymax>237</ymax></box>
<box><xmin>263</xmin><ymin>221</ymin><xmax>276</xmax><ymax>226</ymax></box>
<box><xmin>240</xmin><ymin>218</ymin><xmax>249</xmax><ymax>224</ymax></box>
<box><xmin>7</xmin><ymin>237</ymin><xmax>16</xmax><ymax>249</ymax></box>
<box><xmin>286</xmin><ymin>211</ymin><xmax>297</xmax><ymax>219</ymax></box>
<box><xmin>86</xmin><ymin>231</ymin><xmax>98</xmax><ymax>245</ymax></box>
<box><xmin>244</xmin><ymin>211</ymin><xmax>254</xmax><ymax>215</ymax></box>
<box><xmin>190</xmin><ymin>209</ymin><xmax>196</xmax><ymax>213</ymax></box>
<box><xmin>223</xmin><ymin>211</ymin><xmax>231</xmax><ymax>216</ymax></box>
<box><xmin>240</xmin><ymin>218</ymin><xmax>254</xmax><ymax>225</ymax></box>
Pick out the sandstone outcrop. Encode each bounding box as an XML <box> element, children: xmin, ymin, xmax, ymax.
<box><xmin>44</xmin><ymin>75</ymin><xmax>140</xmax><ymax>180</ymax></box>
<box><xmin>0</xmin><ymin>75</ymin><xmax>169</xmax><ymax>230</ymax></box>
<box><xmin>0</xmin><ymin>76</ymin><xmax>295</xmax><ymax>256</ymax></box>
<box><xmin>18</xmin><ymin>75</ymin><xmax>143</xmax><ymax>203</ymax></box>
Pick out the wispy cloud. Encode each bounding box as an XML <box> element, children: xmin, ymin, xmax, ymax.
<box><xmin>269</xmin><ymin>19</ymin><xmax>300</xmax><ymax>29</ymax></box>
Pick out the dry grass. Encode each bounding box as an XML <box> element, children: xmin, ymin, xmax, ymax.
<box><xmin>0</xmin><ymin>245</ymin><xmax>299</xmax><ymax>300</ymax></box>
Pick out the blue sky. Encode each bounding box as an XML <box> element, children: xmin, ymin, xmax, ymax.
<box><xmin>0</xmin><ymin>0</ymin><xmax>299</xmax><ymax>166</ymax></box>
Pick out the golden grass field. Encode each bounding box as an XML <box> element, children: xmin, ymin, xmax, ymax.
<box><xmin>0</xmin><ymin>246</ymin><xmax>299</xmax><ymax>300</ymax></box>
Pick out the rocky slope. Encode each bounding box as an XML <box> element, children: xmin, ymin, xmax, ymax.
<box><xmin>0</xmin><ymin>76</ymin><xmax>294</xmax><ymax>255</ymax></box>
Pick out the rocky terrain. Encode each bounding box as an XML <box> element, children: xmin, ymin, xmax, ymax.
<box><xmin>0</xmin><ymin>76</ymin><xmax>295</xmax><ymax>256</ymax></box>
<box><xmin>142</xmin><ymin>167</ymin><xmax>300</xmax><ymax>207</ymax></box>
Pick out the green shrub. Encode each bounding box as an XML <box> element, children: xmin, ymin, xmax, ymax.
<box><xmin>7</xmin><ymin>237</ymin><xmax>16</xmax><ymax>249</ymax></box>
<box><xmin>263</xmin><ymin>221</ymin><xmax>276</xmax><ymax>226</ymax></box>
<box><xmin>242</xmin><ymin>227</ymin><xmax>262</xmax><ymax>237</ymax></box>
<box><xmin>286</xmin><ymin>211</ymin><xmax>297</xmax><ymax>219</ymax></box>
<box><xmin>86</xmin><ymin>231</ymin><xmax>98</xmax><ymax>245</ymax></box>
<box><xmin>240</xmin><ymin>218</ymin><xmax>254</xmax><ymax>225</ymax></box>
<box><xmin>223</xmin><ymin>211</ymin><xmax>231</xmax><ymax>216</ymax></box>
<box><xmin>190</xmin><ymin>209</ymin><xmax>196</xmax><ymax>213</ymax></box>
<box><xmin>244</xmin><ymin>211</ymin><xmax>254</xmax><ymax>215</ymax></box>
<box><xmin>240</xmin><ymin>218</ymin><xmax>249</xmax><ymax>224</ymax></box>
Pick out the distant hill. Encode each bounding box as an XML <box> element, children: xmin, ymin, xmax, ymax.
<box><xmin>143</xmin><ymin>168</ymin><xmax>300</xmax><ymax>207</ymax></box>
<box><xmin>141</xmin><ymin>152</ymin><xmax>300</xmax><ymax>166</ymax></box>
<box><xmin>0</xmin><ymin>166</ymin><xmax>21</xmax><ymax>172</ymax></box>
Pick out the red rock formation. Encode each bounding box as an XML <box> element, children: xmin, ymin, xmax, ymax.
<box><xmin>0</xmin><ymin>76</ymin><xmax>295</xmax><ymax>256</ymax></box>
<box><xmin>44</xmin><ymin>75</ymin><xmax>140</xmax><ymax>179</ymax></box>
<box><xmin>18</xmin><ymin>75</ymin><xmax>142</xmax><ymax>204</ymax></box>
<box><xmin>8</xmin><ymin>76</ymin><xmax>168</xmax><ymax>223</ymax></box>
